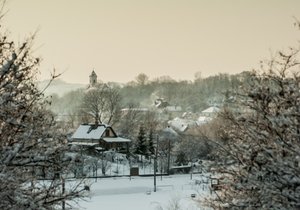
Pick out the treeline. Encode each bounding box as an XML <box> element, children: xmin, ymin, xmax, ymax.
<box><xmin>50</xmin><ymin>72</ymin><xmax>244</xmax><ymax>117</ymax></box>
<box><xmin>120</xmin><ymin>72</ymin><xmax>242</xmax><ymax>112</ymax></box>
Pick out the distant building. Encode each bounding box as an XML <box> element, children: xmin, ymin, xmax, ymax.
<box><xmin>121</xmin><ymin>108</ymin><xmax>149</xmax><ymax>115</ymax></box>
<box><xmin>201</xmin><ymin>106</ymin><xmax>220</xmax><ymax>117</ymax></box>
<box><xmin>196</xmin><ymin>116</ymin><xmax>212</xmax><ymax>126</ymax></box>
<box><xmin>89</xmin><ymin>70</ymin><xmax>97</xmax><ymax>87</ymax></box>
<box><xmin>168</xmin><ymin>117</ymin><xmax>197</xmax><ymax>132</ymax></box>
<box><xmin>165</xmin><ymin>105</ymin><xmax>182</xmax><ymax>112</ymax></box>
<box><xmin>155</xmin><ymin>98</ymin><xmax>182</xmax><ymax>113</ymax></box>
<box><xmin>196</xmin><ymin>106</ymin><xmax>220</xmax><ymax>125</ymax></box>
<box><xmin>154</xmin><ymin>98</ymin><xmax>169</xmax><ymax>108</ymax></box>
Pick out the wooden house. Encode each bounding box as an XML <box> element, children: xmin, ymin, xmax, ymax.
<box><xmin>70</xmin><ymin>123</ymin><xmax>131</xmax><ymax>153</ymax></box>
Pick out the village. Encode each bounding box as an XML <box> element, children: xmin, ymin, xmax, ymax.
<box><xmin>36</xmin><ymin>65</ymin><xmax>300</xmax><ymax>209</ymax></box>
<box><xmin>57</xmin><ymin>71</ymin><xmax>221</xmax><ymax>177</ymax></box>
<box><xmin>54</xmin><ymin>71</ymin><xmax>224</xmax><ymax>210</ymax></box>
<box><xmin>1</xmin><ymin>1</ymin><xmax>300</xmax><ymax>209</ymax></box>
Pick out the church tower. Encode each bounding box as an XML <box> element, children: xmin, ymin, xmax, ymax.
<box><xmin>89</xmin><ymin>70</ymin><xmax>97</xmax><ymax>87</ymax></box>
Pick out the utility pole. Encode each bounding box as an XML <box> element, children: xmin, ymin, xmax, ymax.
<box><xmin>167</xmin><ymin>138</ymin><xmax>171</xmax><ymax>175</ymax></box>
<box><xmin>154</xmin><ymin>135</ymin><xmax>159</xmax><ymax>192</ymax></box>
<box><xmin>190</xmin><ymin>159</ymin><xmax>194</xmax><ymax>180</ymax></box>
<box><xmin>61</xmin><ymin>176</ymin><xmax>65</xmax><ymax>210</ymax></box>
<box><xmin>95</xmin><ymin>160</ymin><xmax>98</xmax><ymax>182</ymax></box>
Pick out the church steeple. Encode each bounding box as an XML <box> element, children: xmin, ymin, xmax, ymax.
<box><xmin>89</xmin><ymin>70</ymin><xmax>97</xmax><ymax>87</ymax></box>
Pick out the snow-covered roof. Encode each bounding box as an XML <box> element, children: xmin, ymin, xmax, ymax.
<box><xmin>196</xmin><ymin>116</ymin><xmax>212</xmax><ymax>125</ymax></box>
<box><xmin>168</xmin><ymin>118</ymin><xmax>188</xmax><ymax>132</ymax></box>
<box><xmin>121</xmin><ymin>108</ymin><xmax>149</xmax><ymax>112</ymax></box>
<box><xmin>167</xmin><ymin>117</ymin><xmax>196</xmax><ymax>132</ymax></box>
<box><xmin>71</xmin><ymin>124</ymin><xmax>107</xmax><ymax>140</ymax></box>
<box><xmin>102</xmin><ymin>137</ymin><xmax>131</xmax><ymax>143</ymax></box>
<box><xmin>201</xmin><ymin>106</ymin><xmax>220</xmax><ymax>114</ymax></box>
<box><xmin>161</xmin><ymin>126</ymin><xmax>179</xmax><ymax>138</ymax></box>
<box><xmin>71</xmin><ymin>124</ymin><xmax>131</xmax><ymax>145</ymax></box>
<box><xmin>165</xmin><ymin>106</ymin><xmax>182</xmax><ymax>112</ymax></box>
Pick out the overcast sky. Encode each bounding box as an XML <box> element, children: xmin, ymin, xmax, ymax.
<box><xmin>4</xmin><ymin>0</ymin><xmax>300</xmax><ymax>84</ymax></box>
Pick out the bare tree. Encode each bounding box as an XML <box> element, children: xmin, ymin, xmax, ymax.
<box><xmin>116</xmin><ymin>103</ymin><xmax>141</xmax><ymax>139</ymax></box>
<box><xmin>135</xmin><ymin>73</ymin><xmax>149</xmax><ymax>86</ymax></box>
<box><xmin>81</xmin><ymin>83</ymin><xmax>121</xmax><ymax>125</ymax></box>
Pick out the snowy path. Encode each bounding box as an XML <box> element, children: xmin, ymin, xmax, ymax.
<box><xmin>76</xmin><ymin>174</ymin><xmax>211</xmax><ymax>210</ymax></box>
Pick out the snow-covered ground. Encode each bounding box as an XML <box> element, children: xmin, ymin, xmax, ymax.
<box><xmin>76</xmin><ymin>174</ymin><xmax>212</xmax><ymax>210</ymax></box>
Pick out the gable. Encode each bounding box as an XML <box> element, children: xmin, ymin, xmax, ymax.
<box><xmin>102</xmin><ymin>127</ymin><xmax>117</xmax><ymax>138</ymax></box>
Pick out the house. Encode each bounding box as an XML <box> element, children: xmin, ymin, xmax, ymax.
<box><xmin>155</xmin><ymin>98</ymin><xmax>183</xmax><ymax>112</ymax></box>
<box><xmin>165</xmin><ymin>105</ymin><xmax>182</xmax><ymax>112</ymax></box>
<box><xmin>195</xmin><ymin>106</ymin><xmax>220</xmax><ymax>126</ymax></box>
<box><xmin>70</xmin><ymin>123</ymin><xmax>131</xmax><ymax>153</ymax></box>
<box><xmin>201</xmin><ymin>106</ymin><xmax>220</xmax><ymax>117</ymax></box>
<box><xmin>168</xmin><ymin>117</ymin><xmax>197</xmax><ymax>132</ymax></box>
<box><xmin>154</xmin><ymin>98</ymin><xmax>169</xmax><ymax>108</ymax></box>
<box><xmin>196</xmin><ymin>116</ymin><xmax>212</xmax><ymax>125</ymax></box>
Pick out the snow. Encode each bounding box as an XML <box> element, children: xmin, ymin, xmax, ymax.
<box><xmin>71</xmin><ymin>124</ymin><xmax>131</xmax><ymax>144</ymax></box>
<box><xmin>161</xmin><ymin>126</ymin><xmax>179</xmax><ymax>137</ymax></box>
<box><xmin>121</xmin><ymin>108</ymin><xmax>149</xmax><ymax>112</ymax></box>
<box><xmin>168</xmin><ymin>117</ymin><xmax>195</xmax><ymax>132</ymax></box>
<box><xmin>165</xmin><ymin>106</ymin><xmax>182</xmax><ymax>112</ymax></box>
<box><xmin>72</xmin><ymin>124</ymin><xmax>106</xmax><ymax>140</ymax></box>
<box><xmin>103</xmin><ymin>137</ymin><xmax>131</xmax><ymax>143</ymax></box>
<box><xmin>69</xmin><ymin>142</ymin><xmax>99</xmax><ymax>146</ymax></box>
<box><xmin>76</xmin><ymin>174</ymin><xmax>212</xmax><ymax>210</ymax></box>
<box><xmin>196</xmin><ymin>116</ymin><xmax>211</xmax><ymax>125</ymax></box>
<box><xmin>201</xmin><ymin>107</ymin><xmax>220</xmax><ymax>114</ymax></box>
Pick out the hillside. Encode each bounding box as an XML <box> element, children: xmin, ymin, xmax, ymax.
<box><xmin>37</xmin><ymin>79</ymin><xmax>86</xmax><ymax>97</ymax></box>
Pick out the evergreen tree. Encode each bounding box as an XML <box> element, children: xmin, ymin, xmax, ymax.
<box><xmin>148</xmin><ymin>129</ymin><xmax>155</xmax><ymax>156</ymax></box>
<box><xmin>135</xmin><ymin>125</ymin><xmax>147</xmax><ymax>156</ymax></box>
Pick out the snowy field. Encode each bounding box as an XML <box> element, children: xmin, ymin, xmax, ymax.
<box><xmin>76</xmin><ymin>174</ymin><xmax>212</xmax><ymax>210</ymax></box>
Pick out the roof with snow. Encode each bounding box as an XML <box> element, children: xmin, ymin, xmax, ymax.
<box><xmin>165</xmin><ymin>105</ymin><xmax>182</xmax><ymax>112</ymax></box>
<box><xmin>196</xmin><ymin>116</ymin><xmax>212</xmax><ymax>125</ymax></box>
<box><xmin>72</xmin><ymin>124</ymin><xmax>107</xmax><ymax>140</ymax></box>
<box><xmin>161</xmin><ymin>126</ymin><xmax>179</xmax><ymax>137</ymax></box>
<box><xmin>121</xmin><ymin>108</ymin><xmax>149</xmax><ymax>112</ymax></box>
<box><xmin>71</xmin><ymin>124</ymin><xmax>131</xmax><ymax>143</ymax></box>
<box><xmin>168</xmin><ymin>117</ymin><xmax>197</xmax><ymax>132</ymax></box>
<box><xmin>201</xmin><ymin>106</ymin><xmax>220</xmax><ymax>114</ymax></box>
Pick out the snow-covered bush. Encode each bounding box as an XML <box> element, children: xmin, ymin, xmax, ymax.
<box><xmin>209</xmin><ymin>48</ymin><xmax>300</xmax><ymax>209</ymax></box>
<box><xmin>0</xmin><ymin>19</ymin><xmax>87</xmax><ymax>209</ymax></box>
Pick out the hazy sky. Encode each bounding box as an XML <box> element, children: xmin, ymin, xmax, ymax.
<box><xmin>4</xmin><ymin>0</ymin><xmax>300</xmax><ymax>84</ymax></box>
